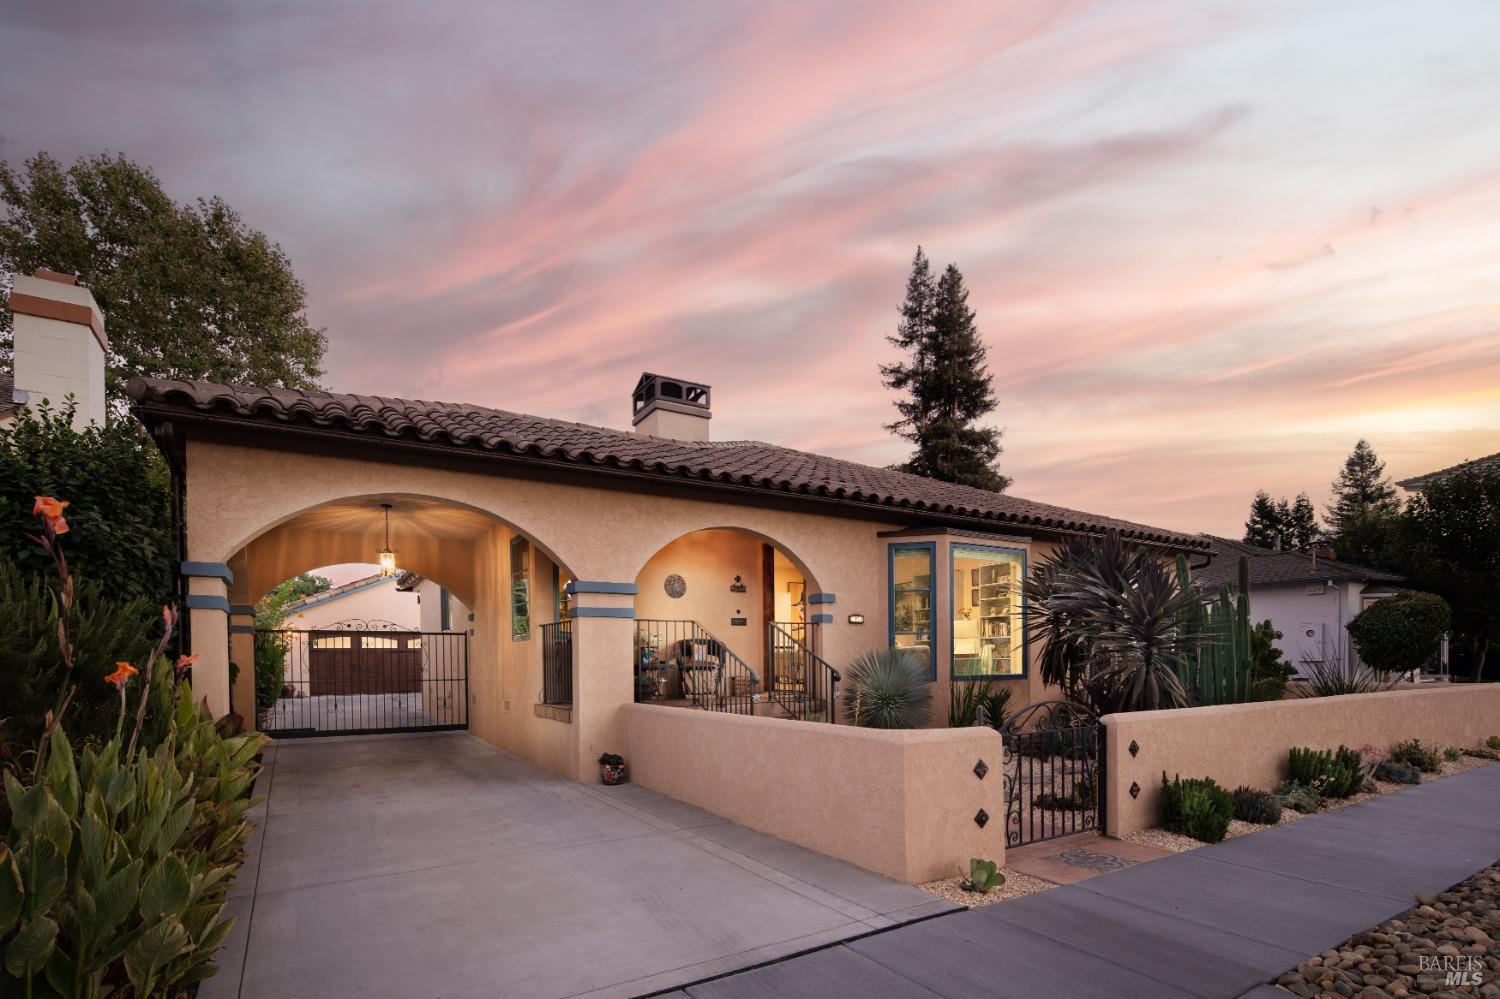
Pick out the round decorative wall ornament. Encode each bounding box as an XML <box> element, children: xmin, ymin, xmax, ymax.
<box><xmin>664</xmin><ymin>574</ymin><xmax>687</xmax><ymax>599</ymax></box>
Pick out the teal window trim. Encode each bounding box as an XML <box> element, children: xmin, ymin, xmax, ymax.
<box><xmin>949</xmin><ymin>542</ymin><xmax>1027</xmax><ymax>681</ymax></box>
<box><xmin>888</xmin><ymin>541</ymin><xmax>938</xmax><ymax>680</ymax></box>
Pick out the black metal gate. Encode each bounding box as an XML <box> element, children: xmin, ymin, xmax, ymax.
<box><xmin>254</xmin><ymin>620</ymin><xmax>468</xmax><ymax>737</ymax></box>
<box><xmin>1000</xmin><ymin>700</ymin><xmax>1104</xmax><ymax>847</ymax></box>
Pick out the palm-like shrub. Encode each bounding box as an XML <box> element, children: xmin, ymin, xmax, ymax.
<box><xmin>842</xmin><ymin>648</ymin><xmax>933</xmax><ymax>728</ymax></box>
<box><xmin>1024</xmin><ymin>531</ymin><xmax>1196</xmax><ymax>714</ymax></box>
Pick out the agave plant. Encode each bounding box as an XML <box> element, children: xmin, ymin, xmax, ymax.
<box><xmin>1023</xmin><ymin>531</ymin><xmax>1196</xmax><ymax>714</ymax></box>
<box><xmin>1294</xmin><ymin>636</ymin><xmax>1399</xmax><ymax>698</ymax></box>
<box><xmin>842</xmin><ymin>647</ymin><xmax>933</xmax><ymax>728</ymax></box>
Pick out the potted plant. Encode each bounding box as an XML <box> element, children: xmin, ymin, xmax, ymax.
<box><xmin>599</xmin><ymin>752</ymin><xmax>627</xmax><ymax>785</ymax></box>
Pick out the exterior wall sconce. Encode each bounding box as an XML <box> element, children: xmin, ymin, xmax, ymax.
<box><xmin>847</xmin><ymin>614</ymin><xmax>865</xmax><ymax>625</ymax></box>
<box><xmin>376</xmin><ymin>503</ymin><xmax>399</xmax><ymax>577</ymax></box>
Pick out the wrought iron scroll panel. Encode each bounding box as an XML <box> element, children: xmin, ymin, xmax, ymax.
<box><xmin>999</xmin><ymin>700</ymin><xmax>1104</xmax><ymax>847</ymax></box>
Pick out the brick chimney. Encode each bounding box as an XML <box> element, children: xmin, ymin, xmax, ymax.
<box><xmin>631</xmin><ymin>372</ymin><xmax>711</xmax><ymax>441</ymax></box>
<box><xmin>7</xmin><ymin>269</ymin><xmax>109</xmax><ymax>429</ymax></box>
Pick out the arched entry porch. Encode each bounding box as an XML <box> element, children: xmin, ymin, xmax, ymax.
<box><xmin>630</xmin><ymin>528</ymin><xmax>841</xmax><ymax>722</ymax></box>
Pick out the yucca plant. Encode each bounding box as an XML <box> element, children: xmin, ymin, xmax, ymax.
<box><xmin>1023</xmin><ymin>531</ymin><xmax>1196</xmax><ymax>715</ymax></box>
<box><xmin>842</xmin><ymin>648</ymin><xmax>933</xmax><ymax>729</ymax></box>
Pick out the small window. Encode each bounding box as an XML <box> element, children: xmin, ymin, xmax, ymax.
<box><xmin>408</xmin><ymin>636</ymin><xmax>423</xmax><ymax>650</ymax></box>
<box><xmin>362</xmin><ymin>636</ymin><xmax>400</xmax><ymax>649</ymax></box>
<box><xmin>889</xmin><ymin>543</ymin><xmax>936</xmax><ymax>678</ymax></box>
<box><xmin>951</xmin><ymin>545</ymin><xmax>1025</xmax><ymax>679</ymax></box>
<box><xmin>511</xmin><ymin>536</ymin><xmax>531</xmax><ymax>640</ymax></box>
<box><xmin>311</xmin><ymin>636</ymin><xmax>352</xmax><ymax>649</ymax></box>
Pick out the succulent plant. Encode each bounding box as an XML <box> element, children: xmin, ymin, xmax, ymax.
<box><xmin>1275</xmin><ymin>781</ymin><xmax>1322</xmax><ymax>814</ymax></box>
<box><xmin>1374</xmin><ymin>760</ymin><xmax>1422</xmax><ymax>785</ymax></box>
<box><xmin>1389</xmin><ymin>739</ymin><xmax>1441</xmax><ymax>774</ymax></box>
<box><xmin>1488</xmin><ymin>735</ymin><xmax>1500</xmax><ymax>751</ymax></box>
<box><xmin>1287</xmin><ymin>746</ymin><xmax>1364</xmax><ymax>798</ymax></box>
<box><xmin>964</xmin><ymin>858</ymin><xmax>1006</xmax><ymax>893</ymax></box>
<box><xmin>1231</xmin><ymin>786</ymin><xmax>1282</xmax><ymax>825</ymax></box>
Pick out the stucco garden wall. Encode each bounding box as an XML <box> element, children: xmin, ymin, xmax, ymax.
<box><xmin>1103</xmin><ymin>685</ymin><xmax>1500</xmax><ymax>836</ymax></box>
<box><xmin>621</xmin><ymin>703</ymin><xmax>1005</xmax><ymax>883</ymax></box>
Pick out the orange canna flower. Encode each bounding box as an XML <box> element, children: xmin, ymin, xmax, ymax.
<box><xmin>104</xmin><ymin>661</ymin><xmax>138</xmax><ymax>689</ymax></box>
<box><xmin>32</xmin><ymin>497</ymin><xmax>68</xmax><ymax>519</ymax></box>
<box><xmin>49</xmin><ymin>515</ymin><xmax>69</xmax><ymax>535</ymax></box>
<box><xmin>175</xmin><ymin>653</ymin><xmax>199</xmax><ymax>673</ymax></box>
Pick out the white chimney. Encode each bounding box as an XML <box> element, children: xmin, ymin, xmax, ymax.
<box><xmin>631</xmin><ymin>372</ymin><xmax>711</xmax><ymax>441</ymax></box>
<box><xmin>7</xmin><ymin>269</ymin><xmax>109</xmax><ymax>429</ymax></box>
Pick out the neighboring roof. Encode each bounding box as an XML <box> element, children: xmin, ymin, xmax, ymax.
<box><xmin>1397</xmin><ymin>450</ymin><xmax>1500</xmax><ymax>491</ymax></box>
<box><xmin>127</xmin><ymin>377</ymin><xmax>1207</xmax><ymax>549</ymax></box>
<box><xmin>286</xmin><ymin>574</ymin><xmax>393</xmax><ymax>613</ymax></box>
<box><xmin>1196</xmin><ymin>535</ymin><xmax>1404</xmax><ymax>591</ymax></box>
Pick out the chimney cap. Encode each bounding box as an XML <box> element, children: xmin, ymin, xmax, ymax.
<box><xmin>33</xmin><ymin>268</ymin><xmax>81</xmax><ymax>286</ymax></box>
<box><xmin>632</xmin><ymin>372</ymin><xmax>711</xmax><ymax>423</ymax></box>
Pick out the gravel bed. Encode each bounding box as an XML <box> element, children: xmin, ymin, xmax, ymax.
<box><xmin>919</xmin><ymin>869</ymin><xmax>1055</xmax><ymax>908</ymax></box>
<box><xmin>1271</xmin><ymin>861</ymin><xmax>1499</xmax><ymax>998</ymax></box>
<box><xmin>1125</xmin><ymin>756</ymin><xmax>1496</xmax><ymax>855</ymax></box>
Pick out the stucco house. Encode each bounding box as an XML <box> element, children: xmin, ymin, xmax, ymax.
<box><xmin>1196</xmin><ymin>536</ymin><xmax>1405</xmax><ymax>675</ymax></box>
<box><xmin>121</xmin><ymin>366</ymin><xmax>1206</xmax><ymax>785</ymax></box>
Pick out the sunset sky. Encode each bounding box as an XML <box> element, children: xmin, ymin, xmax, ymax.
<box><xmin>4</xmin><ymin>0</ymin><xmax>1499</xmax><ymax>536</ymax></box>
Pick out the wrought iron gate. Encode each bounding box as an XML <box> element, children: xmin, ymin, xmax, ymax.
<box><xmin>255</xmin><ymin>620</ymin><xmax>468</xmax><ymax>737</ymax></box>
<box><xmin>1000</xmin><ymin>700</ymin><xmax>1104</xmax><ymax>847</ymax></box>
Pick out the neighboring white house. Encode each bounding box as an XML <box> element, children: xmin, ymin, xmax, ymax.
<box><xmin>1197</xmin><ymin>536</ymin><xmax>1405</xmax><ymax>675</ymax></box>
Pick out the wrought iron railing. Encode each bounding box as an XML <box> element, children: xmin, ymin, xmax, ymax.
<box><xmin>540</xmin><ymin>619</ymin><xmax>573</xmax><ymax>705</ymax></box>
<box><xmin>766</xmin><ymin>622</ymin><xmax>839</xmax><ymax>722</ymax></box>
<box><xmin>634</xmin><ymin>619</ymin><xmax>757</xmax><ymax>715</ymax></box>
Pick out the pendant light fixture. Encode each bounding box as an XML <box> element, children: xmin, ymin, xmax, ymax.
<box><xmin>377</xmin><ymin>503</ymin><xmax>399</xmax><ymax>577</ymax></box>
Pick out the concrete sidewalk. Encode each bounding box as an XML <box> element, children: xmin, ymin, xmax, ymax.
<box><xmin>681</xmin><ymin>761</ymin><xmax>1500</xmax><ymax>999</ymax></box>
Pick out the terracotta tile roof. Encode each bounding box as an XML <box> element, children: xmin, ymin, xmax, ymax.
<box><xmin>1397</xmin><ymin>450</ymin><xmax>1500</xmax><ymax>490</ymax></box>
<box><xmin>1196</xmin><ymin>535</ymin><xmax>1403</xmax><ymax>590</ymax></box>
<box><xmin>127</xmin><ymin>377</ymin><xmax>1207</xmax><ymax>549</ymax></box>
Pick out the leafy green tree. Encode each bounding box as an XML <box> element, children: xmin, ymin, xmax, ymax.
<box><xmin>1244</xmin><ymin>490</ymin><xmax>1283</xmax><ymax>547</ymax></box>
<box><xmin>0</xmin><ymin>401</ymin><xmax>173</xmax><ymax>603</ymax></box>
<box><xmin>1286</xmin><ymin>492</ymin><xmax>1320</xmax><ymax>550</ymax></box>
<box><xmin>1347</xmin><ymin>590</ymin><xmax>1452</xmax><ymax>673</ymax></box>
<box><xmin>1325</xmin><ymin>440</ymin><xmax>1401</xmax><ymax>564</ymax></box>
<box><xmin>0</xmin><ymin>151</ymin><xmax>326</xmax><ymax>401</ymax></box>
<box><xmin>254</xmin><ymin>572</ymin><xmax>332</xmax><ymax>629</ymax></box>
<box><xmin>881</xmin><ymin>249</ymin><xmax>1009</xmax><ymax>491</ymax></box>
<box><xmin>1398</xmin><ymin>469</ymin><xmax>1500</xmax><ymax>680</ymax></box>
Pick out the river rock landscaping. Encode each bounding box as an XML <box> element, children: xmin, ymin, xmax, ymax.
<box><xmin>1270</xmin><ymin>860</ymin><xmax>1499</xmax><ymax>999</ymax></box>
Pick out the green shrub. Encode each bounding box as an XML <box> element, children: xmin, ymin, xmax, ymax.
<box><xmin>1443</xmin><ymin>746</ymin><xmax>1462</xmax><ymax>762</ymax></box>
<box><xmin>1374</xmin><ymin>760</ymin><xmax>1421</xmax><ymax>785</ymax></box>
<box><xmin>1231</xmin><ymin>786</ymin><xmax>1282</xmax><ymax>824</ymax></box>
<box><xmin>1287</xmin><ymin>745</ymin><xmax>1364</xmax><ymax>798</ymax></box>
<box><xmin>0</xmin><ymin>557</ymin><xmax>158</xmax><ymax>763</ymax></box>
<box><xmin>0</xmin><ymin>403</ymin><xmax>173</xmax><ymax>604</ymax></box>
<box><xmin>1487</xmin><ymin>736</ymin><xmax>1500</xmax><ymax>751</ymax></box>
<box><xmin>842</xmin><ymin>648</ymin><xmax>933</xmax><ymax>728</ymax></box>
<box><xmin>964</xmin><ymin>858</ymin><xmax>1005</xmax><ymax>893</ymax></box>
<box><xmin>1275</xmin><ymin>781</ymin><xmax>1322</xmax><ymax>814</ymax></box>
<box><xmin>1161</xmin><ymin>773</ymin><xmax>1233</xmax><ymax>843</ymax></box>
<box><xmin>1390</xmin><ymin>739</ymin><xmax>1441</xmax><ymax>773</ymax></box>
<box><xmin>1347</xmin><ymin>590</ymin><xmax>1452</xmax><ymax>673</ymax></box>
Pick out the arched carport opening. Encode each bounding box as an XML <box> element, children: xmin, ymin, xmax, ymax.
<box><xmin>220</xmin><ymin>494</ymin><xmax>576</xmax><ymax>738</ymax></box>
<box><xmin>631</xmin><ymin>528</ymin><xmax>838</xmax><ymax>722</ymax></box>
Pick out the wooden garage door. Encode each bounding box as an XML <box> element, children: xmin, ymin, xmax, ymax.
<box><xmin>309</xmin><ymin>631</ymin><xmax>423</xmax><ymax>695</ymax></box>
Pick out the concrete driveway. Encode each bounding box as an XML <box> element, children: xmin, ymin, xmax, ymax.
<box><xmin>204</xmin><ymin>731</ymin><xmax>953</xmax><ymax>999</ymax></box>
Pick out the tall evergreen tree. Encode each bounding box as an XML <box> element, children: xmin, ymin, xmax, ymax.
<box><xmin>1286</xmin><ymin>492</ymin><xmax>1320</xmax><ymax>550</ymax></box>
<box><xmin>1244</xmin><ymin>490</ymin><xmax>1283</xmax><ymax>547</ymax></box>
<box><xmin>1325</xmin><ymin>439</ymin><xmax>1401</xmax><ymax>564</ymax></box>
<box><xmin>881</xmin><ymin>251</ymin><xmax>1009</xmax><ymax>491</ymax></box>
